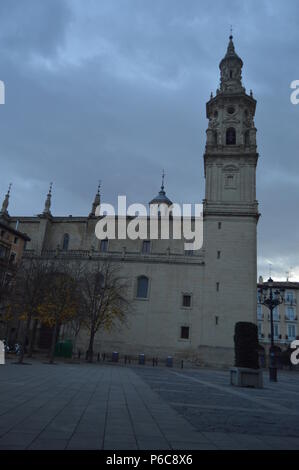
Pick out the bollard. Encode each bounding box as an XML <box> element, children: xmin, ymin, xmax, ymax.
<box><xmin>181</xmin><ymin>360</ymin><xmax>184</xmax><ymax>369</ymax></box>
<box><xmin>85</xmin><ymin>351</ymin><xmax>88</xmax><ymax>361</ymax></box>
<box><xmin>166</xmin><ymin>356</ymin><xmax>173</xmax><ymax>368</ymax></box>
<box><xmin>152</xmin><ymin>357</ymin><xmax>155</xmax><ymax>367</ymax></box>
<box><xmin>112</xmin><ymin>351</ymin><xmax>119</xmax><ymax>363</ymax></box>
<box><xmin>97</xmin><ymin>353</ymin><xmax>100</xmax><ymax>362</ymax></box>
<box><xmin>78</xmin><ymin>350</ymin><xmax>81</xmax><ymax>359</ymax></box>
<box><xmin>125</xmin><ymin>355</ymin><xmax>127</xmax><ymax>364</ymax></box>
<box><xmin>139</xmin><ymin>353</ymin><xmax>145</xmax><ymax>365</ymax></box>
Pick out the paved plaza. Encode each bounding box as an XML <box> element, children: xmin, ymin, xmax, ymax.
<box><xmin>0</xmin><ymin>360</ymin><xmax>299</xmax><ymax>450</ymax></box>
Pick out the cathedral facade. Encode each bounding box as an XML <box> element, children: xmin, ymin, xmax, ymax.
<box><xmin>3</xmin><ymin>36</ymin><xmax>259</xmax><ymax>367</ymax></box>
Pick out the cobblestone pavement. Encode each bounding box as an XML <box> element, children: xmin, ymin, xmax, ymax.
<box><xmin>0</xmin><ymin>360</ymin><xmax>298</xmax><ymax>450</ymax></box>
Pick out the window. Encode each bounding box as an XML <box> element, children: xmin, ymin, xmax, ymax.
<box><xmin>95</xmin><ymin>273</ymin><xmax>105</xmax><ymax>294</ymax></box>
<box><xmin>226</xmin><ymin>127</ymin><xmax>236</xmax><ymax>145</ymax></box>
<box><xmin>286</xmin><ymin>291</ymin><xmax>294</xmax><ymax>303</ymax></box>
<box><xmin>100</xmin><ymin>239</ymin><xmax>108</xmax><ymax>253</ymax></box>
<box><xmin>286</xmin><ymin>307</ymin><xmax>295</xmax><ymax>321</ymax></box>
<box><xmin>9</xmin><ymin>252</ymin><xmax>16</xmax><ymax>263</ymax></box>
<box><xmin>217</xmin><ymin>251</ymin><xmax>221</xmax><ymax>259</ymax></box>
<box><xmin>273</xmin><ymin>307</ymin><xmax>279</xmax><ymax>321</ymax></box>
<box><xmin>257</xmin><ymin>304</ymin><xmax>263</xmax><ymax>320</ymax></box>
<box><xmin>142</xmin><ymin>241</ymin><xmax>151</xmax><ymax>254</ymax></box>
<box><xmin>216</xmin><ymin>282</ymin><xmax>220</xmax><ymax>292</ymax></box>
<box><xmin>215</xmin><ymin>316</ymin><xmax>219</xmax><ymax>325</ymax></box>
<box><xmin>182</xmin><ymin>294</ymin><xmax>192</xmax><ymax>308</ymax></box>
<box><xmin>213</xmin><ymin>131</ymin><xmax>217</xmax><ymax>145</ymax></box>
<box><xmin>218</xmin><ymin>222</ymin><xmax>222</xmax><ymax>230</ymax></box>
<box><xmin>0</xmin><ymin>245</ymin><xmax>8</xmax><ymax>259</ymax></box>
<box><xmin>136</xmin><ymin>276</ymin><xmax>149</xmax><ymax>299</ymax></box>
<box><xmin>180</xmin><ymin>326</ymin><xmax>190</xmax><ymax>340</ymax></box>
<box><xmin>62</xmin><ymin>233</ymin><xmax>69</xmax><ymax>251</ymax></box>
<box><xmin>229</xmin><ymin>70</ymin><xmax>233</xmax><ymax>79</ymax></box>
<box><xmin>288</xmin><ymin>324</ymin><xmax>296</xmax><ymax>340</ymax></box>
<box><xmin>184</xmin><ymin>250</ymin><xmax>193</xmax><ymax>257</ymax></box>
<box><xmin>14</xmin><ymin>237</ymin><xmax>18</xmax><ymax>244</ymax></box>
<box><xmin>273</xmin><ymin>323</ymin><xmax>279</xmax><ymax>340</ymax></box>
<box><xmin>244</xmin><ymin>130</ymin><xmax>250</xmax><ymax>146</ymax></box>
<box><xmin>225</xmin><ymin>174</ymin><xmax>235</xmax><ymax>188</ymax></box>
<box><xmin>258</xmin><ymin>322</ymin><xmax>263</xmax><ymax>337</ymax></box>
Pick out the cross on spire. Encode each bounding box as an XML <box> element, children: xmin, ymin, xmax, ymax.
<box><xmin>161</xmin><ymin>169</ymin><xmax>165</xmax><ymax>191</ymax></box>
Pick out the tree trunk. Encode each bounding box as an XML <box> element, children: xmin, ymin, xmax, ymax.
<box><xmin>18</xmin><ymin>314</ymin><xmax>32</xmax><ymax>364</ymax></box>
<box><xmin>87</xmin><ymin>328</ymin><xmax>95</xmax><ymax>363</ymax></box>
<box><xmin>49</xmin><ymin>321</ymin><xmax>58</xmax><ymax>364</ymax></box>
<box><xmin>27</xmin><ymin>319</ymin><xmax>38</xmax><ymax>358</ymax></box>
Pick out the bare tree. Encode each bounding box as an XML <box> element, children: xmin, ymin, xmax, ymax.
<box><xmin>79</xmin><ymin>260</ymin><xmax>131</xmax><ymax>362</ymax></box>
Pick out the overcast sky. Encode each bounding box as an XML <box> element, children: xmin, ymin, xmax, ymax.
<box><xmin>0</xmin><ymin>0</ymin><xmax>298</xmax><ymax>281</ymax></box>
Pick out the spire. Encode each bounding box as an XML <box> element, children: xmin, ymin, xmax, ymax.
<box><xmin>223</xmin><ymin>29</ymin><xmax>241</xmax><ymax>61</ymax></box>
<box><xmin>0</xmin><ymin>183</ymin><xmax>12</xmax><ymax>218</ymax></box>
<box><xmin>219</xmin><ymin>33</ymin><xmax>244</xmax><ymax>94</ymax></box>
<box><xmin>89</xmin><ymin>180</ymin><xmax>101</xmax><ymax>217</ymax></box>
<box><xmin>43</xmin><ymin>182</ymin><xmax>53</xmax><ymax>216</ymax></box>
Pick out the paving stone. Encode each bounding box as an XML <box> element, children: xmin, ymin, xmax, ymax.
<box><xmin>28</xmin><ymin>439</ymin><xmax>68</xmax><ymax>450</ymax></box>
<box><xmin>1</xmin><ymin>362</ymin><xmax>299</xmax><ymax>450</ymax></box>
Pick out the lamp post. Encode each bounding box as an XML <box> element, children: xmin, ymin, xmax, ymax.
<box><xmin>259</xmin><ymin>277</ymin><xmax>285</xmax><ymax>382</ymax></box>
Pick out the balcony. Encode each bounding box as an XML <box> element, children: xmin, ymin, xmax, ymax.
<box><xmin>23</xmin><ymin>248</ymin><xmax>205</xmax><ymax>266</ymax></box>
<box><xmin>285</xmin><ymin>315</ymin><xmax>298</xmax><ymax>322</ymax></box>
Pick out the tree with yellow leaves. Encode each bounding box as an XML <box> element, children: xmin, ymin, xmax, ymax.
<box><xmin>10</xmin><ymin>258</ymin><xmax>51</xmax><ymax>364</ymax></box>
<box><xmin>37</xmin><ymin>262</ymin><xmax>80</xmax><ymax>364</ymax></box>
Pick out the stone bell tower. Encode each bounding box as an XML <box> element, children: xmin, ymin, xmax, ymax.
<box><xmin>200</xmin><ymin>35</ymin><xmax>259</xmax><ymax>366</ymax></box>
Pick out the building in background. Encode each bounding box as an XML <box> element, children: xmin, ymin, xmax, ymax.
<box><xmin>0</xmin><ymin>185</ymin><xmax>30</xmax><ymax>286</ymax></box>
<box><xmin>257</xmin><ymin>277</ymin><xmax>299</xmax><ymax>367</ymax></box>
<box><xmin>0</xmin><ymin>187</ymin><xmax>30</xmax><ymax>340</ymax></box>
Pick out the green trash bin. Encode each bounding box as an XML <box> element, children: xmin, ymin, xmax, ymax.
<box><xmin>55</xmin><ymin>340</ymin><xmax>73</xmax><ymax>358</ymax></box>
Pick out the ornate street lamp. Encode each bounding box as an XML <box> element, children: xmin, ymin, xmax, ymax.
<box><xmin>259</xmin><ymin>277</ymin><xmax>285</xmax><ymax>382</ymax></box>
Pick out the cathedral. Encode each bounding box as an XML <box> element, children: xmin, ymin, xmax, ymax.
<box><xmin>2</xmin><ymin>35</ymin><xmax>259</xmax><ymax>367</ymax></box>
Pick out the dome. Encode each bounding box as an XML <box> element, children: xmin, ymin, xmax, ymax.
<box><xmin>149</xmin><ymin>188</ymin><xmax>173</xmax><ymax>206</ymax></box>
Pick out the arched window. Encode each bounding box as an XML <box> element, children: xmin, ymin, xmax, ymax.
<box><xmin>226</xmin><ymin>127</ymin><xmax>236</xmax><ymax>145</ymax></box>
<box><xmin>136</xmin><ymin>276</ymin><xmax>149</xmax><ymax>299</ymax></box>
<box><xmin>62</xmin><ymin>233</ymin><xmax>69</xmax><ymax>251</ymax></box>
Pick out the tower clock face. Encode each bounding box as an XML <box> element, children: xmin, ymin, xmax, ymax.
<box><xmin>227</xmin><ymin>106</ymin><xmax>235</xmax><ymax>115</ymax></box>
